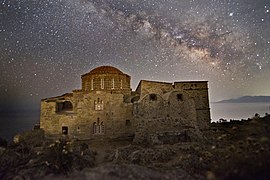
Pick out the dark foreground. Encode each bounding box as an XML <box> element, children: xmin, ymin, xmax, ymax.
<box><xmin>1</xmin><ymin>115</ymin><xmax>270</xmax><ymax>180</ymax></box>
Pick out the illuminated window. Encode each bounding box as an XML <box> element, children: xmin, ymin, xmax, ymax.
<box><xmin>91</xmin><ymin>79</ymin><xmax>94</xmax><ymax>90</ymax></box>
<box><xmin>94</xmin><ymin>98</ymin><xmax>103</xmax><ymax>110</ymax></box>
<box><xmin>101</xmin><ymin>78</ymin><xmax>104</xmax><ymax>89</ymax></box>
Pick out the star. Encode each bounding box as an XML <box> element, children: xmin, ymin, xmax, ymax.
<box><xmin>0</xmin><ymin>0</ymin><xmax>269</xmax><ymax>107</ymax></box>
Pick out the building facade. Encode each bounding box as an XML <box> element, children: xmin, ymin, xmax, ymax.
<box><xmin>40</xmin><ymin>66</ymin><xmax>210</xmax><ymax>142</ymax></box>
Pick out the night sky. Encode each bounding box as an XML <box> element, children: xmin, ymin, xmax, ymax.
<box><xmin>1</xmin><ymin>0</ymin><xmax>270</xmax><ymax>110</ymax></box>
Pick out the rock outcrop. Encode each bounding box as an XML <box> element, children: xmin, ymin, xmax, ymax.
<box><xmin>1</xmin><ymin>115</ymin><xmax>270</xmax><ymax>179</ymax></box>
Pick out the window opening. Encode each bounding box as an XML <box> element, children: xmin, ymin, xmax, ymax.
<box><xmin>101</xmin><ymin>78</ymin><xmax>104</xmax><ymax>89</ymax></box>
<box><xmin>149</xmin><ymin>94</ymin><xmax>157</xmax><ymax>101</ymax></box>
<box><xmin>112</xmin><ymin>78</ymin><xmax>115</xmax><ymax>89</ymax></box>
<box><xmin>91</xmin><ymin>79</ymin><xmax>94</xmax><ymax>90</ymax></box>
<box><xmin>93</xmin><ymin>119</ymin><xmax>105</xmax><ymax>134</ymax></box>
<box><xmin>62</xmin><ymin>126</ymin><xmax>68</xmax><ymax>135</ymax></box>
<box><xmin>125</xmin><ymin>120</ymin><xmax>131</xmax><ymax>126</ymax></box>
<box><xmin>94</xmin><ymin>98</ymin><xmax>103</xmax><ymax>110</ymax></box>
<box><xmin>177</xmin><ymin>94</ymin><xmax>183</xmax><ymax>101</ymax></box>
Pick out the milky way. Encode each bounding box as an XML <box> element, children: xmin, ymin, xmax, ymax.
<box><xmin>0</xmin><ymin>0</ymin><xmax>270</xmax><ymax>109</ymax></box>
<box><xmin>88</xmin><ymin>0</ymin><xmax>250</xmax><ymax>69</ymax></box>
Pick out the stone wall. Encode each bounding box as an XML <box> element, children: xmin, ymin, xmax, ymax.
<box><xmin>132</xmin><ymin>81</ymin><xmax>210</xmax><ymax>143</ymax></box>
<box><xmin>76</xmin><ymin>91</ymin><xmax>134</xmax><ymax>139</ymax></box>
<box><xmin>137</xmin><ymin>80</ymin><xmax>173</xmax><ymax>97</ymax></box>
<box><xmin>133</xmin><ymin>90</ymin><xmax>199</xmax><ymax>143</ymax></box>
<box><xmin>174</xmin><ymin>81</ymin><xmax>210</xmax><ymax>129</ymax></box>
<box><xmin>40</xmin><ymin>67</ymin><xmax>210</xmax><ymax>141</ymax></box>
<box><xmin>40</xmin><ymin>90</ymin><xmax>135</xmax><ymax>140</ymax></box>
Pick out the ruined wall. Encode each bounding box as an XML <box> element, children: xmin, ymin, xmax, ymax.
<box><xmin>174</xmin><ymin>81</ymin><xmax>210</xmax><ymax>129</ymax></box>
<box><xmin>166</xmin><ymin>91</ymin><xmax>197</xmax><ymax>122</ymax></box>
<box><xmin>40</xmin><ymin>96</ymin><xmax>77</xmax><ymax>139</ymax></box>
<box><xmin>137</xmin><ymin>80</ymin><xmax>173</xmax><ymax>97</ymax></box>
<box><xmin>133</xmin><ymin>90</ymin><xmax>198</xmax><ymax>143</ymax></box>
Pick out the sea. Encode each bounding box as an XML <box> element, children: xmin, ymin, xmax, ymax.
<box><xmin>0</xmin><ymin>103</ymin><xmax>270</xmax><ymax>142</ymax></box>
<box><xmin>0</xmin><ymin>110</ymin><xmax>40</xmax><ymax>142</ymax></box>
<box><xmin>210</xmin><ymin>102</ymin><xmax>270</xmax><ymax>121</ymax></box>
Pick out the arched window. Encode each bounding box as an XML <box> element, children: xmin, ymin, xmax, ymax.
<box><xmin>93</xmin><ymin>119</ymin><xmax>105</xmax><ymax>134</ymax></box>
<box><xmin>97</xmin><ymin>118</ymin><xmax>100</xmax><ymax>133</ymax></box>
<box><xmin>101</xmin><ymin>122</ymin><xmax>105</xmax><ymax>133</ymax></box>
<box><xmin>91</xmin><ymin>79</ymin><xmax>94</xmax><ymax>90</ymax></box>
<box><xmin>101</xmin><ymin>78</ymin><xmax>104</xmax><ymax>89</ymax></box>
<box><xmin>112</xmin><ymin>78</ymin><xmax>115</xmax><ymax>89</ymax></box>
<box><xmin>93</xmin><ymin>122</ymin><xmax>97</xmax><ymax>134</ymax></box>
<box><xmin>94</xmin><ymin>98</ymin><xmax>103</xmax><ymax>110</ymax></box>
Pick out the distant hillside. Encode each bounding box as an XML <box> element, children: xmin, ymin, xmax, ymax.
<box><xmin>216</xmin><ymin>96</ymin><xmax>270</xmax><ymax>103</ymax></box>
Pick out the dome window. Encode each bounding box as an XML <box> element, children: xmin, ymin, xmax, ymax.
<box><xmin>101</xmin><ymin>78</ymin><xmax>104</xmax><ymax>89</ymax></box>
<box><xmin>112</xmin><ymin>78</ymin><xmax>115</xmax><ymax>89</ymax></box>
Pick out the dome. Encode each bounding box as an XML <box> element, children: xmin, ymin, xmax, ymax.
<box><xmin>81</xmin><ymin>65</ymin><xmax>131</xmax><ymax>92</ymax></box>
<box><xmin>82</xmin><ymin>66</ymin><xmax>124</xmax><ymax>76</ymax></box>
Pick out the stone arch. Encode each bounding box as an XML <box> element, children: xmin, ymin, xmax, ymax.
<box><xmin>56</xmin><ymin>101</ymin><xmax>73</xmax><ymax>112</ymax></box>
<box><xmin>135</xmin><ymin>93</ymin><xmax>165</xmax><ymax>118</ymax></box>
<box><xmin>149</xmin><ymin>94</ymin><xmax>157</xmax><ymax>101</ymax></box>
<box><xmin>139</xmin><ymin>93</ymin><xmax>164</xmax><ymax>103</ymax></box>
<box><xmin>163</xmin><ymin>90</ymin><xmax>187</xmax><ymax>103</ymax></box>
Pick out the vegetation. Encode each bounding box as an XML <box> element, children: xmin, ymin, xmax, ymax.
<box><xmin>1</xmin><ymin>115</ymin><xmax>270</xmax><ymax>179</ymax></box>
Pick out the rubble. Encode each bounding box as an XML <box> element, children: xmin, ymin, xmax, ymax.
<box><xmin>1</xmin><ymin>115</ymin><xmax>270</xmax><ymax>179</ymax></box>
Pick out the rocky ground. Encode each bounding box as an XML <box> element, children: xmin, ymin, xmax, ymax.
<box><xmin>1</xmin><ymin>115</ymin><xmax>270</xmax><ymax>180</ymax></box>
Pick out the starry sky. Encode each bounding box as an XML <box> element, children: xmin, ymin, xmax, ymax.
<box><xmin>1</xmin><ymin>0</ymin><xmax>270</xmax><ymax>110</ymax></box>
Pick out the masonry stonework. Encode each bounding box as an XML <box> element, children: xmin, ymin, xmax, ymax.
<box><xmin>40</xmin><ymin>66</ymin><xmax>211</xmax><ymax>142</ymax></box>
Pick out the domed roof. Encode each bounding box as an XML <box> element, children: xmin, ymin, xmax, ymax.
<box><xmin>82</xmin><ymin>66</ymin><xmax>125</xmax><ymax>77</ymax></box>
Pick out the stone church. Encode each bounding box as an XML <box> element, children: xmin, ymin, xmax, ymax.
<box><xmin>40</xmin><ymin>66</ymin><xmax>210</xmax><ymax>142</ymax></box>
